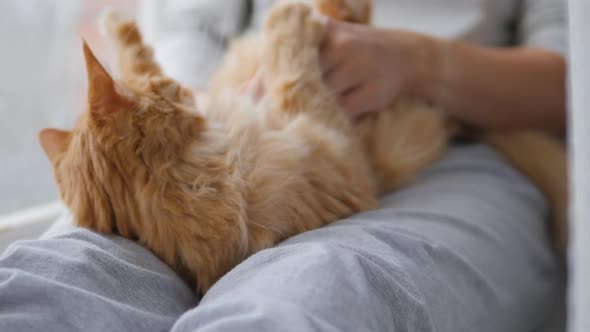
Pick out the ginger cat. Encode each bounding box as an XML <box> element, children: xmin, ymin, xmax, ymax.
<box><xmin>39</xmin><ymin>0</ymin><xmax>567</xmax><ymax>293</ymax></box>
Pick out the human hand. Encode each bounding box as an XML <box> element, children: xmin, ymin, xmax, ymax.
<box><xmin>319</xmin><ymin>19</ymin><xmax>431</xmax><ymax>118</ymax></box>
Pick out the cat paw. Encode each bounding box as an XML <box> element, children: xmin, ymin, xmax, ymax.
<box><xmin>314</xmin><ymin>0</ymin><xmax>372</xmax><ymax>24</ymax></box>
<box><xmin>265</xmin><ymin>2</ymin><xmax>324</xmax><ymax>47</ymax></box>
<box><xmin>100</xmin><ymin>10</ymin><xmax>129</xmax><ymax>43</ymax></box>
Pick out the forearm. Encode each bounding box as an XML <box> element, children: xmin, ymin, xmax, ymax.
<box><xmin>411</xmin><ymin>36</ymin><xmax>567</xmax><ymax>133</ymax></box>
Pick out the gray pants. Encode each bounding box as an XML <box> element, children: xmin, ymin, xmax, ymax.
<box><xmin>0</xmin><ymin>144</ymin><xmax>565</xmax><ymax>332</ymax></box>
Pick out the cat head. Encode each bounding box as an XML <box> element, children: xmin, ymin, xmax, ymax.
<box><xmin>39</xmin><ymin>42</ymin><xmax>206</xmax><ymax>237</ymax></box>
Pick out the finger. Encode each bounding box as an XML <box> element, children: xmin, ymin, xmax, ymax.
<box><xmin>324</xmin><ymin>63</ymin><xmax>359</xmax><ymax>96</ymax></box>
<box><xmin>319</xmin><ymin>49</ymin><xmax>339</xmax><ymax>75</ymax></box>
<box><xmin>319</xmin><ymin>17</ymin><xmax>335</xmax><ymax>51</ymax></box>
<box><xmin>319</xmin><ymin>19</ymin><xmax>340</xmax><ymax>74</ymax></box>
<box><xmin>338</xmin><ymin>83</ymin><xmax>375</xmax><ymax>118</ymax></box>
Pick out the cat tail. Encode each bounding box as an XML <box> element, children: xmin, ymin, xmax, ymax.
<box><xmin>101</xmin><ymin>10</ymin><xmax>164</xmax><ymax>80</ymax></box>
<box><xmin>485</xmin><ymin>131</ymin><xmax>569</xmax><ymax>253</ymax></box>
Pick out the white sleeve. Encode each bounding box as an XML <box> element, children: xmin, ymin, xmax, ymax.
<box><xmin>248</xmin><ymin>0</ymin><xmax>280</xmax><ymax>32</ymax></box>
<box><xmin>518</xmin><ymin>0</ymin><xmax>567</xmax><ymax>56</ymax></box>
<box><xmin>137</xmin><ymin>0</ymin><xmax>250</xmax><ymax>89</ymax></box>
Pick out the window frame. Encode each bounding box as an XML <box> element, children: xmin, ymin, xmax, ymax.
<box><xmin>0</xmin><ymin>202</ymin><xmax>64</xmax><ymax>253</ymax></box>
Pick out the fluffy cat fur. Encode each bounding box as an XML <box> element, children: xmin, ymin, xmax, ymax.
<box><xmin>39</xmin><ymin>0</ymin><xmax>567</xmax><ymax>293</ymax></box>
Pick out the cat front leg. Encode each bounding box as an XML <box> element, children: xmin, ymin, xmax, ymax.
<box><xmin>103</xmin><ymin>11</ymin><xmax>195</xmax><ymax>109</ymax></box>
<box><xmin>263</xmin><ymin>2</ymin><xmax>349</xmax><ymax>130</ymax></box>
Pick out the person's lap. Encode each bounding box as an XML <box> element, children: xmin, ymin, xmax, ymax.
<box><xmin>0</xmin><ymin>144</ymin><xmax>565</xmax><ymax>332</ymax></box>
<box><xmin>0</xmin><ymin>217</ymin><xmax>197</xmax><ymax>331</ymax></box>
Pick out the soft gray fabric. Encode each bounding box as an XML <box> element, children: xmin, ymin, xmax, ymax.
<box><xmin>170</xmin><ymin>144</ymin><xmax>566</xmax><ymax>332</ymax></box>
<box><xmin>0</xmin><ymin>223</ymin><xmax>197</xmax><ymax>331</ymax></box>
<box><xmin>0</xmin><ymin>144</ymin><xmax>566</xmax><ymax>331</ymax></box>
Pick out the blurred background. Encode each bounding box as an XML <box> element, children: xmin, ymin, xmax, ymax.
<box><xmin>0</xmin><ymin>0</ymin><xmax>136</xmax><ymax>216</ymax></box>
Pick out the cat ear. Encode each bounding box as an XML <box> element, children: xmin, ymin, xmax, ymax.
<box><xmin>83</xmin><ymin>41</ymin><xmax>125</xmax><ymax>115</ymax></box>
<box><xmin>39</xmin><ymin>128</ymin><xmax>71</xmax><ymax>164</ymax></box>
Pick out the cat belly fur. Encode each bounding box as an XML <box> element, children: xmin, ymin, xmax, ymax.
<box><xmin>201</xmin><ymin>89</ymin><xmax>379</xmax><ymax>255</ymax></box>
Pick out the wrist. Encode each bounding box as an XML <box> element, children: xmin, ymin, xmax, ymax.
<box><xmin>397</xmin><ymin>31</ymin><xmax>446</xmax><ymax>102</ymax></box>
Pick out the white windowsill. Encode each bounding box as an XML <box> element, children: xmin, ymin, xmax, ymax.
<box><xmin>0</xmin><ymin>201</ymin><xmax>64</xmax><ymax>253</ymax></box>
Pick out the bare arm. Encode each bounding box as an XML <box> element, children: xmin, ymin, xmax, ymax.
<box><xmin>418</xmin><ymin>39</ymin><xmax>566</xmax><ymax>133</ymax></box>
<box><xmin>320</xmin><ymin>20</ymin><xmax>567</xmax><ymax>133</ymax></box>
